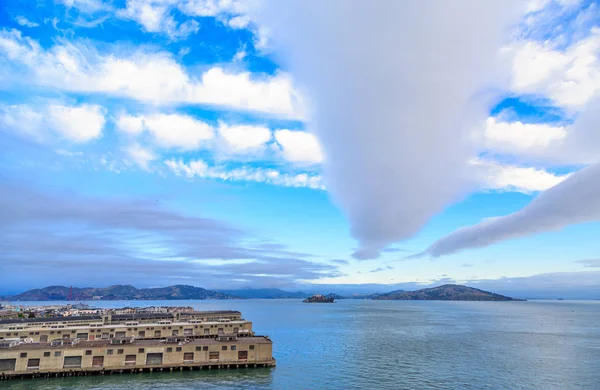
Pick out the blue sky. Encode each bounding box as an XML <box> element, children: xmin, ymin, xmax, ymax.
<box><xmin>1</xmin><ymin>0</ymin><xmax>600</xmax><ymax>298</ymax></box>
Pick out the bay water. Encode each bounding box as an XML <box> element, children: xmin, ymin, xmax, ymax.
<box><xmin>3</xmin><ymin>299</ymin><xmax>599</xmax><ymax>389</ymax></box>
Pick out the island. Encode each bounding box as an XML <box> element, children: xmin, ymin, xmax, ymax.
<box><xmin>303</xmin><ymin>294</ymin><xmax>335</xmax><ymax>303</ymax></box>
<box><xmin>372</xmin><ymin>284</ymin><xmax>523</xmax><ymax>301</ymax></box>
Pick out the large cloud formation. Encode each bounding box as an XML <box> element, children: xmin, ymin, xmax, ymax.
<box><xmin>419</xmin><ymin>160</ymin><xmax>600</xmax><ymax>257</ymax></box>
<box><xmin>250</xmin><ymin>1</ymin><xmax>525</xmax><ymax>259</ymax></box>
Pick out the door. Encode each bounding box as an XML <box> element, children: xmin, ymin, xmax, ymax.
<box><xmin>92</xmin><ymin>356</ymin><xmax>104</xmax><ymax>367</ymax></box>
<box><xmin>183</xmin><ymin>352</ymin><xmax>193</xmax><ymax>362</ymax></box>
<box><xmin>125</xmin><ymin>355</ymin><xmax>136</xmax><ymax>366</ymax></box>
<box><xmin>146</xmin><ymin>353</ymin><xmax>163</xmax><ymax>365</ymax></box>
<box><xmin>63</xmin><ymin>356</ymin><xmax>82</xmax><ymax>368</ymax></box>
<box><xmin>238</xmin><ymin>351</ymin><xmax>248</xmax><ymax>361</ymax></box>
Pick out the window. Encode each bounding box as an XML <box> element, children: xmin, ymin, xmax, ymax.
<box><xmin>107</xmin><ymin>349</ymin><xmax>114</xmax><ymax>355</ymax></box>
<box><xmin>138</xmin><ymin>348</ymin><xmax>145</xmax><ymax>353</ymax></box>
<box><xmin>237</xmin><ymin>351</ymin><xmax>248</xmax><ymax>361</ymax></box>
<box><xmin>249</xmin><ymin>345</ymin><xmax>255</xmax><ymax>350</ymax></box>
<box><xmin>195</xmin><ymin>346</ymin><xmax>202</xmax><ymax>351</ymax></box>
<box><xmin>35</xmin><ymin>332</ymin><xmax>39</xmax><ymax>335</ymax></box>
<box><xmin>20</xmin><ymin>352</ymin><xmax>27</xmax><ymax>358</ymax></box>
<box><xmin>172</xmin><ymin>330</ymin><xmax>178</xmax><ymax>336</ymax></box>
<box><xmin>154</xmin><ymin>330</ymin><xmax>161</xmax><ymax>337</ymax></box>
<box><xmin>176</xmin><ymin>347</ymin><xmax>182</xmax><ymax>352</ymax></box>
<box><xmin>27</xmin><ymin>358</ymin><xmax>40</xmax><ymax>370</ymax></box>
<box><xmin>166</xmin><ymin>347</ymin><xmax>172</xmax><ymax>352</ymax></box>
<box><xmin>183</xmin><ymin>352</ymin><xmax>193</xmax><ymax>362</ymax></box>
<box><xmin>125</xmin><ymin>355</ymin><xmax>136</xmax><ymax>366</ymax></box>
<box><xmin>54</xmin><ymin>351</ymin><xmax>61</xmax><ymax>357</ymax></box>
<box><xmin>222</xmin><ymin>346</ymin><xmax>227</xmax><ymax>351</ymax></box>
<box><xmin>138</xmin><ymin>331</ymin><xmax>145</xmax><ymax>337</ymax></box>
<box><xmin>117</xmin><ymin>349</ymin><xmax>124</xmax><ymax>354</ymax></box>
<box><xmin>44</xmin><ymin>352</ymin><xmax>50</xmax><ymax>357</ymax></box>
<box><xmin>209</xmin><ymin>351</ymin><xmax>219</xmax><ymax>360</ymax></box>
<box><xmin>85</xmin><ymin>350</ymin><xmax>92</xmax><ymax>356</ymax></box>
<box><xmin>203</xmin><ymin>346</ymin><xmax>208</xmax><ymax>351</ymax></box>
<box><xmin>231</xmin><ymin>345</ymin><xmax>237</xmax><ymax>351</ymax></box>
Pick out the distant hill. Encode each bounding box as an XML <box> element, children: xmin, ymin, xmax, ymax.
<box><xmin>3</xmin><ymin>285</ymin><xmax>236</xmax><ymax>301</ymax></box>
<box><xmin>373</xmin><ymin>284</ymin><xmax>522</xmax><ymax>301</ymax></box>
<box><xmin>217</xmin><ymin>288</ymin><xmax>309</xmax><ymax>299</ymax></box>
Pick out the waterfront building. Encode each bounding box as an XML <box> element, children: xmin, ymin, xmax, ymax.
<box><xmin>0</xmin><ymin>310</ymin><xmax>274</xmax><ymax>379</ymax></box>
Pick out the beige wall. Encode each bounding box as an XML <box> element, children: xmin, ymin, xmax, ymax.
<box><xmin>0</xmin><ymin>321</ymin><xmax>253</xmax><ymax>343</ymax></box>
<box><xmin>1</xmin><ymin>339</ymin><xmax>272</xmax><ymax>374</ymax></box>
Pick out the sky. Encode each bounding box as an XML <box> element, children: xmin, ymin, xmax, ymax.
<box><xmin>1</xmin><ymin>0</ymin><xmax>600</xmax><ymax>298</ymax></box>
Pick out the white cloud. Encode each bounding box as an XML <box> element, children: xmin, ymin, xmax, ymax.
<box><xmin>116</xmin><ymin>114</ymin><xmax>144</xmax><ymax>135</ymax></box>
<box><xmin>0</xmin><ymin>29</ymin><xmax>303</xmax><ymax>118</ymax></box>
<box><xmin>125</xmin><ymin>143</ymin><xmax>156</xmax><ymax>170</ymax></box>
<box><xmin>248</xmin><ymin>1</ymin><xmax>527</xmax><ymax>259</ymax></box>
<box><xmin>47</xmin><ymin>104</ymin><xmax>105</xmax><ymax>142</ymax></box>
<box><xmin>484</xmin><ymin>117</ymin><xmax>567</xmax><ymax>151</ymax></box>
<box><xmin>274</xmin><ymin>129</ymin><xmax>324</xmax><ymax>164</ymax></box>
<box><xmin>117</xmin><ymin>0</ymin><xmax>200</xmax><ymax>40</ymax></box>
<box><xmin>418</xmin><ymin>162</ymin><xmax>600</xmax><ymax>258</ymax></box>
<box><xmin>472</xmin><ymin>158</ymin><xmax>570</xmax><ymax>193</ymax></box>
<box><xmin>0</xmin><ymin>103</ymin><xmax>105</xmax><ymax>143</ymax></box>
<box><xmin>119</xmin><ymin>113</ymin><xmax>214</xmax><ymax>150</ymax></box>
<box><xmin>15</xmin><ymin>16</ymin><xmax>39</xmax><ymax>28</ymax></box>
<box><xmin>218</xmin><ymin>123</ymin><xmax>271</xmax><ymax>154</ymax></box>
<box><xmin>509</xmin><ymin>29</ymin><xmax>600</xmax><ymax>108</ymax></box>
<box><xmin>164</xmin><ymin>158</ymin><xmax>324</xmax><ymax>190</ymax></box>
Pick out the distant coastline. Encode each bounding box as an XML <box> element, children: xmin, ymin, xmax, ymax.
<box><xmin>1</xmin><ymin>284</ymin><xmax>524</xmax><ymax>302</ymax></box>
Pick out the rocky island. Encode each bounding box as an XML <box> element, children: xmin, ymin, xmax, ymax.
<box><xmin>373</xmin><ymin>284</ymin><xmax>523</xmax><ymax>301</ymax></box>
<box><xmin>303</xmin><ymin>294</ymin><xmax>335</xmax><ymax>303</ymax></box>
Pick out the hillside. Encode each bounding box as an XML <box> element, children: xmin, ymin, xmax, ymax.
<box><xmin>216</xmin><ymin>288</ymin><xmax>309</xmax><ymax>299</ymax></box>
<box><xmin>373</xmin><ymin>284</ymin><xmax>522</xmax><ymax>301</ymax></box>
<box><xmin>4</xmin><ymin>285</ymin><xmax>236</xmax><ymax>301</ymax></box>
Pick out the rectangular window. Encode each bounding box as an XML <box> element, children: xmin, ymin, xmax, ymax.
<box><xmin>154</xmin><ymin>330</ymin><xmax>161</xmax><ymax>337</ymax></box>
<box><xmin>85</xmin><ymin>350</ymin><xmax>92</xmax><ymax>355</ymax></box>
<box><xmin>183</xmin><ymin>352</ymin><xmax>194</xmax><ymax>362</ymax></box>
<box><xmin>125</xmin><ymin>354</ymin><xmax>136</xmax><ymax>366</ymax></box>
<box><xmin>63</xmin><ymin>356</ymin><xmax>82</xmax><ymax>368</ymax></box>
<box><xmin>209</xmin><ymin>351</ymin><xmax>219</xmax><ymax>360</ymax></box>
<box><xmin>118</xmin><ymin>349</ymin><xmax>124</xmax><ymax>354</ymax></box>
<box><xmin>231</xmin><ymin>345</ymin><xmax>236</xmax><ymax>351</ymax></box>
<box><xmin>176</xmin><ymin>347</ymin><xmax>182</xmax><ymax>352</ymax></box>
<box><xmin>171</xmin><ymin>330</ymin><xmax>178</xmax><ymax>336</ymax></box>
<box><xmin>41</xmin><ymin>335</ymin><xmax>49</xmax><ymax>342</ymax></box>
<box><xmin>221</xmin><ymin>346</ymin><xmax>227</xmax><ymax>351</ymax></box>
<box><xmin>76</xmin><ymin>333</ymin><xmax>88</xmax><ymax>340</ymax></box>
<box><xmin>138</xmin><ymin>348</ymin><xmax>145</xmax><ymax>353</ymax></box>
<box><xmin>54</xmin><ymin>351</ymin><xmax>61</xmax><ymax>357</ymax></box>
<box><xmin>166</xmin><ymin>347</ymin><xmax>172</xmax><ymax>352</ymax></box>
<box><xmin>107</xmin><ymin>349</ymin><xmax>114</xmax><ymax>355</ymax></box>
<box><xmin>237</xmin><ymin>351</ymin><xmax>248</xmax><ymax>361</ymax></box>
<box><xmin>115</xmin><ymin>331</ymin><xmax>126</xmax><ymax>338</ymax></box>
<box><xmin>44</xmin><ymin>352</ymin><xmax>50</xmax><ymax>357</ymax></box>
<box><xmin>195</xmin><ymin>346</ymin><xmax>202</xmax><ymax>351</ymax></box>
<box><xmin>203</xmin><ymin>346</ymin><xmax>208</xmax><ymax>351</ymax></box>
<box><xmin>27</xmin><ymin>358</ymin><xmax>40</xmax><ymax>370</ymax></box>
<box><xmin>184</xmin><ymin>329</ymin><xmax>193</xmax><ymax>336</ymax></box>
<box><xmin>249</xmin><ymin>345</ymin><xmax>254</xmax><ymax>350</ymax></box>
<box><xmin>138</xmin><ymin>331</ymin><xmax>145</xmax><ymax>337</ymax></box>
<box><xmin>92</xmin><ymin>356</ymin><xmax>104</xmax><ymax>368</ymax></box>
<box><xmin>20</xmin><ymin>352</ymin><xmax>27</xmax><ymax>358</ymax></box>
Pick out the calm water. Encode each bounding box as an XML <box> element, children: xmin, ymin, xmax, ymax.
<box><xmin>4</xmin><ymin>299</ymin><xmax>599</xmax><ymax>390</ymax></box>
